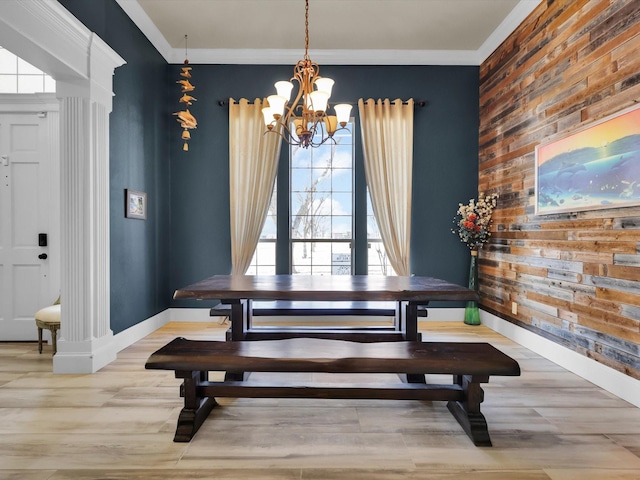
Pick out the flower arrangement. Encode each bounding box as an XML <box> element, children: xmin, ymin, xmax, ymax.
<box><xmin>452</xmin><ymin>193</ymin><xmax>499</xmax><ymax>251</ymax></box>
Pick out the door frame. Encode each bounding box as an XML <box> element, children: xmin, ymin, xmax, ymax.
<box><xmin>0</xmin><ymin>1</ymin><xmax>125</xmax><ymax>373</ymax></box>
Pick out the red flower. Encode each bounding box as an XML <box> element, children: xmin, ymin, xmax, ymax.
<box><xmin>474</xmin><ymin>225</ymin><xmax>481</xmax><ymax>232</ymax></box>
<box><xmin>463</xmin><ymin>221</ymin><xmax>474</xmax><ymax>229</ymax></box>
<box><xmin>467</xmin><ymin>214</ymin><xmax>477</xmax><ymax>221</ymax></box>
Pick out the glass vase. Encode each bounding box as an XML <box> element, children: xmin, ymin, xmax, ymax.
<box><xmin>464</xmin><ymin>249</ymin><xmax>481</xmax><ymax>325</ymax></box>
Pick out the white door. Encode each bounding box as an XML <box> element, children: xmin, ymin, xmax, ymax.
<box><xmin>0</xmin><ymin>112</ymin><xmax>57</xmax><ymax>340</ymax></box>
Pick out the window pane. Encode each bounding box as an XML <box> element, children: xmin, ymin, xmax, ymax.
<box><xmin>291</xmin><ymin>168</ymin><xmax>311</xmax><ymax>188</ymax></box>
<box><xmin>332</xmin><ymin>216</ymin><xmax>352</xmax><ymax>239</ymax></box>
<box><xmin>367</xmin><ymin>190</ymin><xmax>393</xmax><ymax>275</ymax></box>
<box><xmin>0</xmin><ymin>48</ymin><xmax>17</xmax><ymax>74</ymax></box>
<box><xmin>368</xmin><ymin>240</ymin><xmax>393</xmax><ymax>276</ymax></box>
<box><xmin>292</xmin><ymin>241</ymin><xmax>352</xmax><ymax>275</ymax></box>
<box><xmin>291</xmin><ymin>146</ymin><xmax>311</xmax><ymax>167</ymax></box>
<box><xmin>0</xmin><ymin>74</ymin><xmax>17</xmax><ymax>93</ymax></box>
<box><xmin>332</xmin><ymin>168</ymin><xmax>352</xmax><ymax>192</ymax></box>
<box><xmin>0</xmin><ymin>46</ymin><xmax>55</xmax><ymax>94</ymax></box>
<box><xmin>312</xmin><ymin>145</ymin><xmax>333</xmax><ymax>168</ymax></box>
<box><xmin>292</xmin><ymin>242</ymin><xmax>312</xmax><ymax>268</ymax></box>
<box><xmin>17</xmin><ymin>75</ymin><xmax>44</xmax><ymax>94</ymax></box>
<box><xmin>331</xmin><ymin>242</ymin><xmax>352</xmax><ymax>275</ymax></box>
<box><xmin>248</xmin><ymin>240</ymin><xmax>276</xmax><ymax>275</ymax></box>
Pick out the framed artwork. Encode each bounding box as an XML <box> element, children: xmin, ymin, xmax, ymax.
<box><xmin>535</xmin><ymin>104</ymin><xmax>640</xmax><ymax>215</ymax></box>
<box><xmin>125</xmin><ymin>189</ymin><xmax>147</xmax><ymax>219</ymax></box>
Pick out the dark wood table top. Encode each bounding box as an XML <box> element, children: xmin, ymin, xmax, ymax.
<box><xmin>173</xmin><ymin>274</ymin><xmax>477</xmax><ymax>303</ymax></box>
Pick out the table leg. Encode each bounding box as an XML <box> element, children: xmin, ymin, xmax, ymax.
<box><xmin>401</xmin><ymin>301</ymin><xmax>426</xmax><ymax>383</ymax></box>
<box><xmin>226</xmin><ymin>299</ymin><xmax>250</xmax><ymax>381</ymax></box>
<box><xmin>228</xmin><ymin>299</ymin><xmax>249</xmax><ymax>341</ymax></box>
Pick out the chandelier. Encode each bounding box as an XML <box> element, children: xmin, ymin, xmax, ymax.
<box><xmin>262</xmin><ymin>0</ymin><xmax>352</xmax><ymax>148</ymax></box>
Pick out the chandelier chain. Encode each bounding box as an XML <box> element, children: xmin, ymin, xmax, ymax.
<box><xmin>304</xmin><ymin>0</ymin><xmax>310</xmax><ymax>60</ymax></box>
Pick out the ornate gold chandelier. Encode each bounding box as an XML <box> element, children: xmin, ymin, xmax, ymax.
<box><xmin>262</xmin><ymin>0</ymin><xmax>352</xmax><ymax>148</ymax></box>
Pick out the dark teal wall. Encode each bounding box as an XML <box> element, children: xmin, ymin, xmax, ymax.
<box><xmin>58</xmin><ymin>0</ymin><xmax>172</xmax><ymax>333</ymax></box>
<box><xmin>169</xmin><ymin>64</ymin><xmax>480</xmax><ymax>308</ymax></box>
<box><xmin>58</xmin><ymin>0</ymin><xmax>480</xmax><ymax>323</ymax></box>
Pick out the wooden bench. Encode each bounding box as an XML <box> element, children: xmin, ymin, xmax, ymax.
<box><xmin>145</xmin><ymin>337</ymin><xmax>520</xmax><ymax>446</ymax></box>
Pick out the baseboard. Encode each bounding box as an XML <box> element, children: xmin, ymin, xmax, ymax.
<box><xmin>481</xmin><ymin>309</ymin><xmax>640</xmax><ymax>408</ymax></box>
<box><xmin>112</xmin><ymin>308</ymin><xmax>172</xmax><ymax>353</ymax></box>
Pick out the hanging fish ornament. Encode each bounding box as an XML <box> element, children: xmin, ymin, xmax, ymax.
<box><xmin>175</xmin><ymin>35</ymin><xmax>196</xmax><ymax>151</ymax></box>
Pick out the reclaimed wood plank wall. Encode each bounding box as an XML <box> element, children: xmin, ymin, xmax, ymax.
<box><xmin>479</xmin><ymin>0</ymin><xmax>640</xmax><ymax>379</ymax></box>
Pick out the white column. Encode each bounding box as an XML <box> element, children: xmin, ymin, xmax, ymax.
<box><xmin>53</xmin><ymin>34</ymin><xmax>125</xmax><ymax>374</ymax></box>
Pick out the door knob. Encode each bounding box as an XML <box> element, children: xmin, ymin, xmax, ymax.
<box><xmin>38</xmin><ymin>253</ymin><xmax>48</xmax><ymax>260</ymax></box>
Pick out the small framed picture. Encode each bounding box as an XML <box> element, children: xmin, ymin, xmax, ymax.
<box><xmin>125</xmin><ymin>189</ymin><xmax>147</xmax><ymax>219</ymax></box>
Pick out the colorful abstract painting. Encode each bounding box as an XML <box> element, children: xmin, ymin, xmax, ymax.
<box><xmin>535</xmin><ymin>104</ymin><xmax>640</xmax><ymax>215</ymax></box>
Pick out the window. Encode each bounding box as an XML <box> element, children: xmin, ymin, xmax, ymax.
<box><xmin>250</xmin><ymin>119</ymin><xmax>388</xmax><ymax>276</ymax></box>
<box><xmin>291</xmin><ymin>125</ymin><xmax>353</xmax><ymax>275</ymax></box>
<box><xmin>0</xmin><ymin>46</ymin><xmax>55</xmax><ymax>94</ymax></box>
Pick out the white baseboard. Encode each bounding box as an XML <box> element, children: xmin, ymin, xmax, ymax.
<box><xmin>481</xmin><ymin>310</ymin><xmax>640</xmax><ymax>408</ymax></box>
<box><xmin>112</xmin><ymin>308</ymin><xmax>172</xmax><ymax>353</ymax></box>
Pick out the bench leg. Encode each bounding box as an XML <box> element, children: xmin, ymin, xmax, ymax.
<box><xmin>447</xmin><ymin>374</ymin><xmax>492</xmax><ymax>447</ymax></box>
<box><xmin>174</xmin><ymin>370</ymin><xmax>218</xmax><ymax>442</ymax></box>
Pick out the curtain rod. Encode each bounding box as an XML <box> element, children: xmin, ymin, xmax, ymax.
<box><xmin>217</xmin><ymin>99</ymin><xmax>427</xmax><ymax>108</ymax></box>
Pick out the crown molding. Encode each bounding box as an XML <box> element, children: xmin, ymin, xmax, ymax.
<box><xmin>169</xmin><ymin>48</ymin><xmax>482</xmax><ymax>66</ymax></box>
<box><xmin>118</xmin><ymin>0</ymin><xmax>543</xmax><ymax>66</ymax></box>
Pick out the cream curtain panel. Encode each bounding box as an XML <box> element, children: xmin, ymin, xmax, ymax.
<box><xmin>358</xmin><ymin>98</ymin><xmax>414</xmax><ymax>276</ymax></box>
<box><xmin>229</xmin><ymin>97</ymin><xmax>282</xmax><ymax>275</ymax></box>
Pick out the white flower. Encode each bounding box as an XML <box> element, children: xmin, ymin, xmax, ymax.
<box><xmin>452</xmin><ymin>193</ymin><xmax>499</xmax><ymax>250</ymax></box>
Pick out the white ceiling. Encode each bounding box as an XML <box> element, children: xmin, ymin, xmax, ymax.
<box><xmin>115</xmin><ymin>0</ymin><xmax>541</xmax><ymax>65</ymax></box>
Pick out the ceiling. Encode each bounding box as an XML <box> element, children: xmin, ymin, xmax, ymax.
<box><xmin>115</xmin><ymin>0</ymin><xmax>541</xmax><ymax>65</ymax></box>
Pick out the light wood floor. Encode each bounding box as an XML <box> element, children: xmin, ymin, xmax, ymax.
<box><xmin>1</xmin><ymin>321</ymin><xmax>639</xmax><ymax>479</ymax></box>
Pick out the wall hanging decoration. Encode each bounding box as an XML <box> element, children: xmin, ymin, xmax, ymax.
<box><xmin>535</xmin><ymin>103</ymin><xmax>640</xmax><ymax>215</ymax></box>
<box><xmin>125</xmin><ymin>189</ymin><xmax>147</xmax><ymax>220</ymax></box>
<box><xmin>174</xmin><ymin>34</ymin><xmax>197</xmax><ymax>151</ymax></box>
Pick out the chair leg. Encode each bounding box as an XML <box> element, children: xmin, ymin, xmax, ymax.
<box><xmin>50</xmin><ymin>327</ymin><xmax>58</xmax><ymax>355</ymax></box>
<box><xmin>37</xmin><ymin>327</ymin><xmax>43</xmax><ymax>354</ymax></box>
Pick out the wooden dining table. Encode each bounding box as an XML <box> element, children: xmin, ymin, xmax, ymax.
<box><xmin>174</xmin><ymin>274</ymin><xmax>478</xmax><ymax>342</ymax></box>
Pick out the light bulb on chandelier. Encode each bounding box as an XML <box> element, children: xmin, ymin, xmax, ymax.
<box><xmin>263</xmin><ymin>0</ymin><xmax>352</xmax><ymax>148</ymax></box>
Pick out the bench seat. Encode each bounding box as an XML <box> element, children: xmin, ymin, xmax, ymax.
<box><xmin>146</xmin><ymin>337</ymin><xmax>520</xmax><ymax>446</ymax></box>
